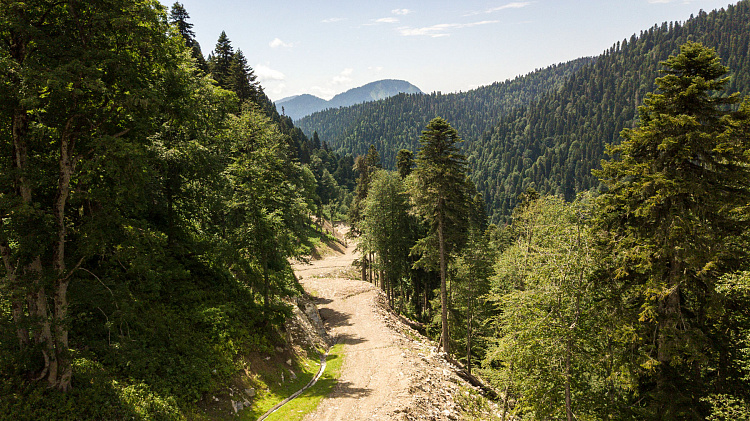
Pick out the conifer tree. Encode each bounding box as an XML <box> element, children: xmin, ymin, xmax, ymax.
<box><xmin>595</xmin><ymin>42</ymin><xmax>750</xmax><ymax>417</ymax></box>
<box><xmin>228</xmin><ymin>49</ymin><xmax>261</xmax><ymax>104</ymax></box>
<box><xmin>209</xmin><ymin>31</ymin><xmax>234</xmax><ymax>89</ymax></box>
<box><xmin>409</xmin><ymin>117</ymin><xmax>472</xmax><ymax>355</ymax></box>
<box><xmin>169</xmin><ymin>2</ymin><xmax>195</xmax><ymax>44</ymax></box>
<box><xmin>396</xmin><ymin>149</ymin><xmax>414</xmax><ymax>179</ymax></box>
<box><xmin>169</xmin><ymin>2</ymin><xmax>206</xmax><ymax>71</ymax></box>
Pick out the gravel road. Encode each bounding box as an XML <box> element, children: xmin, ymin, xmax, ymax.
<box><xmin>293</xmin><ymin>238</ymin><xmax>493</xmax><ymax>421</ymax></box>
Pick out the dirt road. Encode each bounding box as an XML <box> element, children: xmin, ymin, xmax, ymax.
<box><xmin>293</xmin><ymin>238</ymin><xmax>495</xmax><ymax>421</ymax></box>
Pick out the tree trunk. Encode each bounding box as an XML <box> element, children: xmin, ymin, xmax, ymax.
<box><xmin>438</xmin><ymin>215</ymin><xmax>449</xmax><ymax>355</ymax></box>
<box><xmin>565</xmin><ymin>337</ymin><xmax>573</xmax><ymax>421</ymax></box>
<box><xmin>263</xmin><ymin>257</ymin><xmax>270</xmax><ymax>310</ymax></box>
<box><xmin>466</xmin><ymin>269</ymin><xmax>474</xmax><ymax>375</ymax></box>
<box><xmin>48</xmin><ymin>120</ymin><xmax>77</xmax><ymax>392</ymax></box>
<box><xmin>657</xmin><ymin>256</ymin><xmax>682</xmax><ymax>406</ymax></box>
<box><xmin>466</xmin><ymin>309</ymin><xmax>472</xmax><ymax>375</ymax></box>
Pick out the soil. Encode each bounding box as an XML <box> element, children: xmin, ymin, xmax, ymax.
<box><xmin>292</xmin><ymin>231</ymin><xmax>501</xmax><ymax>421</ymax></box>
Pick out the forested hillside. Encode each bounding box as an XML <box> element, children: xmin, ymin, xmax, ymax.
<box><xmin>470</xmin><ymin>2</ymin><xmax>750</xmax><ymax>221</ymax></box>
<box><xmin>296</xmin><ymin>58</ymin><xmax>593</xmax><ymax>168</ymax></box>
<box><xmin>302</xmin><ymin>2</ymin><xmax>750</xmax><ymax>222</ymax></box>
<box><xmin>354</xmin><ymin>41</ymin><xmax>750</xmax><ymax>420</ymax></box>
<box><xmin>0</xmin><ymin>1</ymin><xmax>354</xmax><ymax>418</ymax></box>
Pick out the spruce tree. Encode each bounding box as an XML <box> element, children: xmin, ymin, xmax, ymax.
<box><xmin>409</xmin><ymin>117</ymin><xmax>472</xmax><ymax>355</ymax></box>
<box><xmin>169</xmin><ymin>2</ymin><xmax>195</xmax><ymax>45</ymax></box>
<box><xmin>209</xmin><ymin>31</ymin><xmax>234</xmax><ymax>89</ymax></box>
<box><xmin>595</xmin><ymin>42</ymin><xmax>750</xmax><ymax>418</ymax></box>
<box><xmin>228</xmin><ymin>49</ymin><xmax>261</xmax><ymax>104</ymax></box>
<box><xmin>168</xmin><ymin>2</ymin><xmax>206</xmax><ymax>71</ymax></box>
<box><xmin>396</xmin><ymin>149</ymin><xmax>414</xmax><ymax>179</ymax></box>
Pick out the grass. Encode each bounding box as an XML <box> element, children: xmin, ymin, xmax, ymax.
<box><xmin>242</xmin><ymin>343</ymin><xmax>345</xmax><ymax>421</ymax></box>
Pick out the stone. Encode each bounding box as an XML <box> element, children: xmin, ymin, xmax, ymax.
<box><xmin>245</xmin><ymin>388</ymin><xmax>256</xmax><ymax>397</ymax></box>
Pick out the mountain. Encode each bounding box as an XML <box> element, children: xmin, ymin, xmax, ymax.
<box><xmin>276</xmin><ymin>79</ymin><xmax>423</xmax><ymax>120</ymax></box>
<box><xmin>466</xmin><ymin>2</ymin><xmax>750</xmax><ymax>221</ymax></box>
<box><xmin>298</xmin><ymin>1</ymin><xmax>750</xmax><ymax>222</ymax></box>
<box><xmin>296</xmin><ymin>58</ymin><xmax>594</xmax><ymax>168</ymax></box>
<box><xmin>276</xmin><ymin>94</ymin><xmax>329</xmax><ymax>121</ymax></box>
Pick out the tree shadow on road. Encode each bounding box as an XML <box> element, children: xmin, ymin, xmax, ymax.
<box><xmin>334</xmin><ymin>332</ymin><xmax>367</xmax><ymax>346</ymax></box>
<box><xmin>312</xmin><ymin>296</ymin><xmax>333</xmax><ymax>305</ymax></box>
<box><xmin>319</xmin><ymin>307</ymin><xmax>353</xmax><ymax>328</ymax></box>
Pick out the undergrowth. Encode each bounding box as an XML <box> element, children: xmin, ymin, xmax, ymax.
<box><xmin>258</xmin><ymin>343</ymin><xmax>346</xmax><ymax>421</ymax></box>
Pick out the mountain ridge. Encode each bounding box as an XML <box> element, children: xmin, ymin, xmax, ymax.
<box><xmin>276</xmin><ymin>79</ymin><xmax>423</xmax><ymax>120</ymax></box>
<box><xmin>297</xmin><ymin>2</ymin><xmax>750</xmax><ymax>222</ymax></box>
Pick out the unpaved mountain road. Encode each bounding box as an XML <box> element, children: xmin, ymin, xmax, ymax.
<box><xmin>293</xmin><ymin>238</ymin><xmax>500</xmax><ymax>420</ymax></box>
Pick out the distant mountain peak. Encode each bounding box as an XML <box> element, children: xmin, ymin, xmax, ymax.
<box><xmin>275</xmin><ymin>79</ymin><xmax>422</xmax><ymax>120</ymax></box>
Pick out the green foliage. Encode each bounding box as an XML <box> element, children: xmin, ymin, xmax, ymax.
<box><xmin>361</xmin><ymin>170</ymin><xmax>412</xmax><ymax>308</ymax></box>
<box><xmin>297</xmin><ymin>58</ymin><xmax>593</xmax><ymax>170</ymax></box>
<box><xmin>704</xmin><ymin>394</ymin><xmax>750</xmax><ymax>421</ymax></box>
<box><xmin>594</xmin><ymin>41</ymin><xmax>750</xmax><ymax>418</ymax></box>
<box><xmin>449</xmin><ymin>226</ymin><xmax>496</xmax><ymax>372</ymax></box>
<box><xmin>0</xmin><ymin>1</ymin><xmax>329</xmax><ymax>419</ymax></box>
<box><xmin>483</xmin><ymin>196</ymin><xmax>623</xmax><ymax>420</ymax></box>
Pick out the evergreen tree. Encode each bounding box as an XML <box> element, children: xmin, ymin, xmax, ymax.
<box><xmin>169</xmin><ymin>2</ymin><xmax>195</xmax><ymax>45</ymax></box>
<box><xmin>595</xmin><ymin>42</ymin><xmax>750</xmax><ymax>418</ymax></box>
<box><xmin>168</xmin><ymin>2</ymin><xmax>206</xmax><ymax>71</ymax></box>
<box><xmin>228</xmin><ymin>49</ymin><xmax>261</xmax><ymax>104</ymax></box>
<box><xmin>409</xmin><ymin>117</ymin><xmax>472</xmax><ymax>355</ymax></box>
<box><xmin>209</xmin><ymin>31</ymin><xmax>234</xmax><ymax>89</ymax></box>
<box><xmin>396</xmin><ymin>149</ymin><xmax>414</xmax><ymax>179</ymax></box>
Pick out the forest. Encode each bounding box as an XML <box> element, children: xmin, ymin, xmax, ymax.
<box><xmin>0</xmin><ymin>1</ymin><xmax>356</xmax><ymax>418</ymax></box>
<box><xmin>2</xmin><ymin>0</ymin><xmax>750</xmax><ymax>420</ymax></box>
<box><xmin>301</xmin><ymin>1</ymin><xmax>750</xmax><ymax>223</ymax></box>
<box><xmin>353</xmin><ymin>41</ymin><xmax>750</xmax><ymax>419</ymax></box>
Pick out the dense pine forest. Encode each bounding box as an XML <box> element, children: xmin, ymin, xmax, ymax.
<box><xmin>353</xmin><ymin>41</ymin><xmax>750</xmax><ymax>419</ymax></box>
<box><xmin>302</xmin><ymin>2</ymin><xmax>750</xmax><ymax>222</ymax></box>
<box><xmin>297</xmin><ymin>57</ymin><xmax>594</xmax><ymax>170</ymax></box>
<box><xmin>3</xmin><ymin>0</ymin><xmax>750</xmax><ymax>420</ymax></box>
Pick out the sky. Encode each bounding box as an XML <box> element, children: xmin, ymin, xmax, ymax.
<box><xmin>160</xmin><ymin>0</ymin><xmax>738</xmax><ymax>102</ymax></box>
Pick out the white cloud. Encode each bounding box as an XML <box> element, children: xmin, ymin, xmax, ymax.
<box><xmin>368</xmin><ymin>66</ymin><xmax>384</xmax><ymax>72</ymax></box>
<box><xmin>332</xmin><ymin>68</ymin><xmax>354</xmax><ymax>84</ymax></box>
<box><xmin>269</xmin><ymin>83</ymin><xmax>287</xmax><ymax>96</ymax></box>
<box><xmin>392</xmin><ymin>8</ymin><xmax>412</xmax><ymax>15</ymax></box>
<box><xmin>255</xmin><ymin>64</ymin><xmax>285</xmax><ymax>81</ymax></box>
<box><xmin>398</xmin><ymin>20</ymin><xmax>499</xmax><ymax>38</ymax></box>
<box><xmin>269</xmin><ymin>38</ymin><xmax>293</xmax><ymax>48</ymax></box>
<box><xmin>322</xmin><ymin>17</ymin><xmax>346</xmax><ymax>23</ymax></box>
<box><xmin>464</xmin><ymin>2</ymin><xmax>531</xmax><ymax>16</ymax></box>
<box><xmin>374</xmin><ymin>17</ymin><xmax>399</xmax><ymax>23</ymax></box>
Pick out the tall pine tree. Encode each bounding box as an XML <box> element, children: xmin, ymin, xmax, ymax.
<box><xmin>409</xmin><ymin>117</ymin><xmax>472</xmax><ymax>355</ymax></box>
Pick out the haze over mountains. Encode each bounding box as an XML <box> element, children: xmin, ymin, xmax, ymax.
<box><xmin>275</xmin><ymin>79</ymin><xmax>423</xmax><ymax>120</ymax></box>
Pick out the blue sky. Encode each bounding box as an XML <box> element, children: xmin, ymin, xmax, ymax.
<box><xmin>161</xmin><ymin>0</ymin><xmax>737</xmax><ymax>101</ymax></box>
